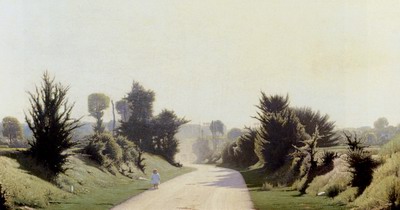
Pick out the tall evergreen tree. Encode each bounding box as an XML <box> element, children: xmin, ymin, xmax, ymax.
<box><xmin>118</xmin><ymin>81</ymin><xmax>155</xmax><ymax>151</ymax></box>
<box><xmin>294</xmin><ymin>107</ymin><xmax>338</xmax><ymax>147</ymax></box>
<box><xmin>255</xmin><ymin>92</ymin><xmax>305</xmax><ymax>171</ymax></box>
<box><xmin>25</xmin><ymin>72</ymin><xmax>80</xmax><ymax>176</ymax></box>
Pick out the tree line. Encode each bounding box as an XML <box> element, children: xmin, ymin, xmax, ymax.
<box><xmin>2</xmin><ymin>71</ymin><xmax>188</xmax><ymax>178</ymax></box>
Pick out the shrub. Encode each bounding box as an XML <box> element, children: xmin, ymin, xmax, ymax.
<box><xmin>84</xmin><ymin>133</ymin><xmax>123</xmax><ymax>165</ymax></box>
<box><xmin>104</xmin><ymin>140</ymin><xmax>123</xmax><ymax>162</ymax></box>
<box><xmin>84</xmin><ymin>139</ymin><xmax>106</xmax><ymax>165</ymax></box>
<box><xmin>115</xmin><ymin>136</ymin><xmax>137</xmax><ymax>162</ymax></box>
<box><xmin>344</xmin><ymin>132</ymin><xmax>378</xmax><ymax>195</ymax></box>
<box><xmin>321</xmin><ymin>151</ymin><xmax>338</xmax><ymax>167</ymax></box>
<box><xmin>347</xmin><ymin>150</ymin><xmax>378</xmax><ymax>195</ymax></box>
<box><xmin>326</xmin><ymin>184</ymin><xmax>345</xmax><ymax>198</ymax></box>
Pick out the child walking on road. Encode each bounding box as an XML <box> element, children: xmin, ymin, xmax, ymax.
<box><xmin>151</xmin><ymin>169</ymin><xmax>160</xmax><ymax>189</ymax></box>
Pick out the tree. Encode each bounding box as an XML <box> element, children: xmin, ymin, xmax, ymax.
<box><xmin>209</xmin><ymin>120</ymin><xmax>225</xmax><ymax>150</ymax></box>
<box><xmin>116</xmin><ymin>99</ymin><xmax>131</xmax><ymax>122</ymax></box>
<box><xmin>255</xmin><ymin>92</ymin><xmax>305</xmax><ymax>171</ymax></box>
<box><xmin>88</xmin><ymin>93</ymin><xmax>110</xmax><ymax>134</ymax></box>
<box><xmin>222</xmin><ymin>127</ymin><xmax>259</xmax><ymax>167</ymax></box>
<box><xmin>292</xmin><ymin>128</ymin><xmax>321</xmax><ymax>194</ymax></box>
<box><xmin>374</xmin><ymin>117</ymin><xmax>389</xmax><ymax>130</ymax></box>
<box><xmin>152</xmin><ymin>109</ymin><xmax>189</xmax><ymax>163</ymax></box>
<box><xmin>2</xmin><ymin>117</ymin><xmax>23</xmax><ymax>144</ymax></box>
<box><xmin>25</xmin><ymin>72</ymin><xmax>80</xmax><ymax>176</ymax></box>
<box><xmin>209</xmin><ymin>120</ymin><xmax>225</xmax><ymax>137</ymax></box>
<box><xmin>227</xmin><ymin>128</ymin><xmax>243</xmax><ymax>141</ymax></box>
<box><xmin>234</xmin><ymin>127</ymin><xmax>259</xmax><ymax>167</ymax></box>
<box><xmin>118</xmin><ymin>81</ymin><xmax>155</xmax><ymax>151</ymax></box>
<box><xmin>294</xmin><ymin>107</ymin><xmax>338</xmax><ymax>147</ymax></box>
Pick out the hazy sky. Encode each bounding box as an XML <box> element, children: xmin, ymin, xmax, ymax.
<box><xmin>1</xmin><ymin>1</ymin><xmax>400</xmax><ymax>129</ymax></box>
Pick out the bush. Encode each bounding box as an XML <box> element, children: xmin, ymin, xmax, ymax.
<box><xmin>347</xmin><ymin>150</ymin><xmax>378</xmax><ymax>195</ymax></box>
<box><xmin>115</xmin><ymin>136</ymin><xmax>137</xmax><ymax>162</ymax></box>
<box><xmin>84</xmin><ymin>133</ymin><xmax>125</xmax><ymax>165</ymax></box>
<box><xmin>344</xmin><ymin>132</ymin><xmax>379</xmax><ymax>195</ymax></box>
<box><xmin>326</xmin><ymin>184</ymin><xmax>345</xmax><ymax>198</ymax></box>
<box><xmin>104</xmin><ymin>140</ymin><xmax>123</xmax><ymax>162</ymax></box>
<box><xmin>321</xmin><ymin>151</ymin><xmax>337</xmax><ymax>167</ymax></box>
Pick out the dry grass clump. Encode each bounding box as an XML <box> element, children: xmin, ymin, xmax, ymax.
<box><xmin>353</xmin><ymin>152</ymin><xmax>400</xmax><ymax>209</ymax></box>
<box><xmin>380</xmin><ymin>135</ymin><xmax>400</xmax><ymax>157</ymax></box>
<box><xmin>306</xmin><ymin>155</ymin><xmax>351</xmax><ymax>195</ymax></box>
<box><xmin>333</xmin><ymin>187</ymin><xmax>358</xmax><ymax>205</ymax></box>
<box><xmin>261</xmin><ymin>182</ymin><xmax>274</xmax><ymax>191</ymax></box>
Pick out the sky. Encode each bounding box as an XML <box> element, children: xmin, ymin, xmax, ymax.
<box><xmin>1</xmin><ymin>0</ymin><xmax>400</xmax><ymax>129</ymax></box>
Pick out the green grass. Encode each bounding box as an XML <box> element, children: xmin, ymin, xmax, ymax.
<box><xmin>0</xmin><ymin>152</ymin><xmax>194</xmax><ymax>210</ymax></box>
<box><xmin>44</xmin><ymin>154</ymin><xmax>194</xmax><ymax>210</ymax></box>
<box><xmin>240</xmin><ymin>168</ymin><xmax>348</xmax><ymax>210</ymax></box>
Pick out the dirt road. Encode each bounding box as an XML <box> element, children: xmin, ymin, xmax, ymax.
<box><xmin>111</xmin><ymin>164</ymin><xmax>254</xmax><ymax>210</ymax></box>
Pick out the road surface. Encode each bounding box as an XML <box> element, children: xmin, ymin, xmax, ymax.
<box><xmin>112</xmin><ymin>164</ymin><xmax>254</xmax><ymax>210</ymax></box>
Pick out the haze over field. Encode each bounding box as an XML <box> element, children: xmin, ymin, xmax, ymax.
<box><xmin>1</xmin><ymin>0</ymin><xmax>400</xmax><ymax>128</ymax></box>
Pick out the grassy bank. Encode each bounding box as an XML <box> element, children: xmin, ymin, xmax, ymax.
<box><xmin>239</xmin><ymin>168</ymin><xmax>348</xmax><ymax>210</ymax></box>
<box><xmin>0</xmin><ymin>152</ymin><xmax>194</xmax><ymax>209</ymax></box>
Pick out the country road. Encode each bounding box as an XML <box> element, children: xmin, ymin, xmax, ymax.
<box><xmin>111</xmin><ymin>164</ymin><xmax>254</xmax><ymax>210</ymax></box>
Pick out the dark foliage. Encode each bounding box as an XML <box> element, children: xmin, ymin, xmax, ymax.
<box><xmin>294</xmin><ymin>107</ymin><xmax>338</xmax><ymax>147</ymax></box>
<box><xmin>25</xmin><ymin>72</ymin><xmax>80</xmax><ymax>176</ymax></box>
<box><xmin>344</xmin><ymin>132</ymin><xmax>379</xmax><ymax>195</ymax></box>
<box><xmin>152</xmin><ymin>109</ymin><xmax>189</xmax><ymax>164</ymax></box>
<box><xmin>234</xmin><ymin>127</ymin><xmax>259</xmax><ymax>167</ymax></box>
<box><xmin>343</xmin><ymin>132</ymin><xmax>368</xmax><ymax>152</ymax></box>
<box><xmin>326</xmin><ymin>184</ymin><xmax>343</xmax><ymax>198</ymax></box>
<box><xmin>222</xmin><ymin>127</ymin><xmax>259</xmax><ymax>168</ymax></box>
<box><xmin>255</xmin><ymin>92</ymin><xmax>305</xmax><ymax>171</ymax></box>
<box><xmin>321</xmin><ymin>150</ymin><xmax>338</xmax><ymax>167</ymax></box>
<box><xmin>118</xmin><ymin>81</ymin><xmax>187</xmax><ymax>165</ymax></box>
<box><xmin>118</xmin><ymin>81</ymin><xmax>155</xmax><ymax>151</ymax></box>
<box><xmin>135</xmin><ymin>147</ymin><xmax>146</xmax><ymax>173</ymax></box>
